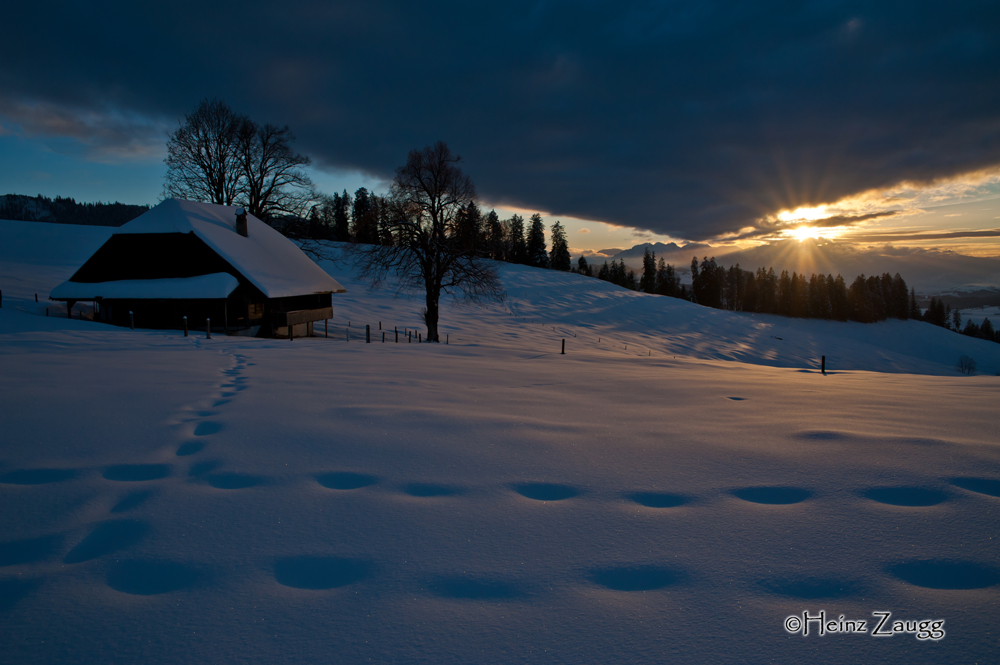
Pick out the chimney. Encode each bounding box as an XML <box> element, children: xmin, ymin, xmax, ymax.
<box><xmin>235</xmin><ymin>208</ymin><xmax>248</xmax><ymax>237</ymax></box>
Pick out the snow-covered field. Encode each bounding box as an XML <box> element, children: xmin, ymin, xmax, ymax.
<box><xmin>1</xmin><ymin>219</ymin><xmax>999</xmax><ymax>664</ymax></box>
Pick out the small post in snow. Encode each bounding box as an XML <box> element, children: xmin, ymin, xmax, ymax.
<box><xmin>408</xmin><ymin>331</ymin><xmax>411</xmax><ymax>343</ymax></box>
<box><xmin>290</xmin><ymin>325</ymin><xmax>294</xmax><ymax>341</ymax></box>
<box><xmin>35</xmin><ymin>293</ymin><xmax>38</xmax><ymax>303</ymax></box>
<box><xmin>821</xmin><ymin>355</ymin><xmax>826</xmax><ymax>375</ymax></box>
<box><xmin>325</xmin><ymin>319</ymin><xmax>328</xmax><ymax>338</ymax></box>
<box><xmin>183</xmin><ymin>316</ymin><xmax>188</xmax><ymax>337</ymax></box>
<box><xmin>129</xmin><ymin>311</ymin><xmax>134</xmax><ymax>330</ymax></box>
<box><xmin>561</xmin><ymin>339</ymin><xmax>565</xmax><ymax>355</ymax></box>
<box><xmin>379</xmin><ymin>322</ymin><xmax>382</xmax><ymax>330</ymax></box>
<box><xmin>446</xmin><ymin>334</ymin><xmax>449</xmax><ymax>345</ymax></box>
<box><xmin>366</xmin><ymin>324</ymin><xmax>370</xmax><ymax>343</ymax></box>
<box><xmin>396</xmin><ymin>327</ymin><xmax>399</xmax><ymax>343</ymax></box>
<box><xmin>206</xmin><ymin>318</ymin><xmax>211</xmax><ymax>339</ymax></box>
<box><xmin>346</xmin><ymin>328</ymin><xmax>349</xmax><ymax>342</ymax></box>
<box><xmin>383</xmin><ymin>331</ymin><xmax>385</xmax><ymax>343</ymax></box>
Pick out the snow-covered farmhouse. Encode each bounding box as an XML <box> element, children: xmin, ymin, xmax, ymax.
<box><xmin>50</xmin><ymin>199</ymin><xmax>345</xmax><ymax>337</ymax></box>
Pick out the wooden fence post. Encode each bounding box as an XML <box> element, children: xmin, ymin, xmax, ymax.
<box><xmin>129</xmin><ymin>311</ymin><xmax>134</xmax><ymax>330</ymax></box>
<box><xmin>325</xmin><ymin>319</ymin><xmax>328</xmax><ymax>338</ymax></box>
<box><xmin>561</xmin><ymin>339</ymin><xmax>565</xmax><ymax>354</ymax></box>
<box><xmin>206</xmin><ymin>318</ymin><xmax>211</xmax><ymax>339</ymax></box>
<box><xmin>366</xmin><ymin>324</ymin><xmax>370</xmax><ymax>343</ymax></box>
<box><xmin>821</xmin><ymin>355</ymin><xmax>826</xmax><ymax>375</ymax></box>
<box><xmin>183</xmin><ymin>316</ymin><xmax>188</xmax><ymax>337</ymax></box>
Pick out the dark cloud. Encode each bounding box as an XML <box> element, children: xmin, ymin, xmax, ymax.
<box><xmin>1</xmin><ymin>1</ymin><xmax>998</xmax><ymax>238</ymax></box>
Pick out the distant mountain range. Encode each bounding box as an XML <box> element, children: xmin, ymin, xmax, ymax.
<box><xmin>598</xmin><ymin>239</ymin><xmax>1000</xmax><ymax>297</ymax></box>
<box><xmin>0</xmin><ymin>194</ymin><xmax>149</xmax><ymax>227</ymax></box>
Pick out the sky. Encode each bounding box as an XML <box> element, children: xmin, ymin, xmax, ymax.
<box><xmin>1</xmin><ymin>0</ymin><xmax>999</xmax><ymax>260</ymax></box>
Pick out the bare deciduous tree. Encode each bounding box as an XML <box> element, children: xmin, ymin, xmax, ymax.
<box><xmin>164</xmin><ymin>99</ymin><xmax>315</xmax><ymax>221</ymax></box>
<box><xmin>236</xmin><ymin>121</ymin><xmax>314</xmax><ymax>220</ymax></box>
<box><xmin>164</xmin><ymin>98</ymin><xmax>245</xmax><ymax>205</ymax></box>
<box><xmin>349</xmin><ymin>142</ymin><xmax>505</xmax><ymax>342</ymax></box>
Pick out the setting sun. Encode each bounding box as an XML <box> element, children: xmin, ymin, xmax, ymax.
<box><xmin>790</xmin><ymin>226</ymin><xmax>820</xmax><ymax>241</ymax></box>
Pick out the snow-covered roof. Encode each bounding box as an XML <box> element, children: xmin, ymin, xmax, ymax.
<box><xmin>110</xmin><ymin>199</ymin><xmax>345</xmax><ymax>298</ymax></box>
<box><xmin>51</xmin><ymin>273</ymin><xmax>239</xmax><ymax>300</ymax></box>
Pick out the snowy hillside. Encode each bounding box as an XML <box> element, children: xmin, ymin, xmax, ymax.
<box><xmin>1</xmin><ymin>220</ymin><xmax>999</xmax><ymax>664</ymax></box>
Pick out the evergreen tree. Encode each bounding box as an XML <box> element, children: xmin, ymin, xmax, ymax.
<box><xmin>549</xmin><ymin>220</ymin><xmax>572</xmax><ymax>271</ymax></box>
<box><xmin>375</xmin><ymin>195</ymin><xmax>395</xmax><ymax>246</ymax></box>
<box><xmin>656</xmin><ymin>258</ymin><xmax>681</xmax><ymax>297</ymax></box>
<box><xmin>689</xmin><ymin>258</ymin><xmax>700</xmax><ymax>303</ymax></box>
<box><xmin>597</xmin><ymin>261</ymin><xmax>611</xmax><ymax>282</ymax></box>
<box><xmin>332</xmin><ymin>190</ymin><xmax>352</xmax><ymax>241</ymax></box>
<box><xmin>352</xmin><ymin>187</ymin><xmax>379</xmax><ymax>244</ymax></box>
<box><xmin>848</xmin><ymin>275</ymin><xmax>873</xmax><ymax>322</ymax></box>
<box><xmin>923</xmin><ymin>297</ymin><xmax>948</xmax><ymax>327</ymax></box>
<box><xmin>743</xmin><ymin>269</ymin><xmax>758</xmax><ymax>312</ymax></box>
<box><xmin>777</xmin><ymin>270</ymin><xmax>792</xmax><ymax>316</ymax></box>
<box><xmin>507</xmin><ymin>214</ymin><xmax>527</xmax><ymax>264</ymax></box>
<box><xmin>577</xmin><ymin>255</ymin><xmax>592</xmax><ymax>277</ymax></box>
<box><xmin>526</xmin><ymin>213</ymin><xmax>549</xmax><ymax>268</ymax></box>
<box><xmin>831</xmin><ymin>275</ymin><xmax>849</xmax><ymax>321</ymax></box>
<box><xmin>484</xmin><ymin>210</ymin><xmax>504</xmax><ymax>260</ymax></box>
<box><xmin>789</xmin><ymin>273</ymin><xmax>807</xmax><ymax>317</ymax></box>
<box><xmin>951</xmin><ymin>308</ymin><xmax>962</xmax><ymax>331</ymax></box>
<box><xmin>891</xmin><ymin>273</ymin><xmax>909</xmax><ymax>319</ymax></box>
<box><xmin>866</xmin><ymin>275</ymin><xmax>887</xmax><ymax>321</ymax></box>
<box><xmin>454</xmin><ymin>201</ymin><xmax>482</xmax><ymax>254</ymax></box>
<box><xmin>695</xmin><ymin>257</ymin><xmax>723</xmax><ymax>308</ymax></box>
<box><xmin>981</xmin><ymin>318</ymin><xmax>996</xmax><ymax>341</ymax></box>
<box><xmin>909</xmin><ymin>287</ymin><xmax>920</xmax><ymax>319</ymax></box>
<box><xmin>639</xmin><ymin>247</ymin><xmax>657</xmax><ymax>293</ymax></box>
<box><xmin>610</xmin><ymin>259</ymin><xmax>626</xmax><ymax>286</ymax></box>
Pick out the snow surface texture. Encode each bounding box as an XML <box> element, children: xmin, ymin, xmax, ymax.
<box><xmin>1</xmin><ymin>222</ymin><xmax>999</xmax><ymax>664</ymax></box>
